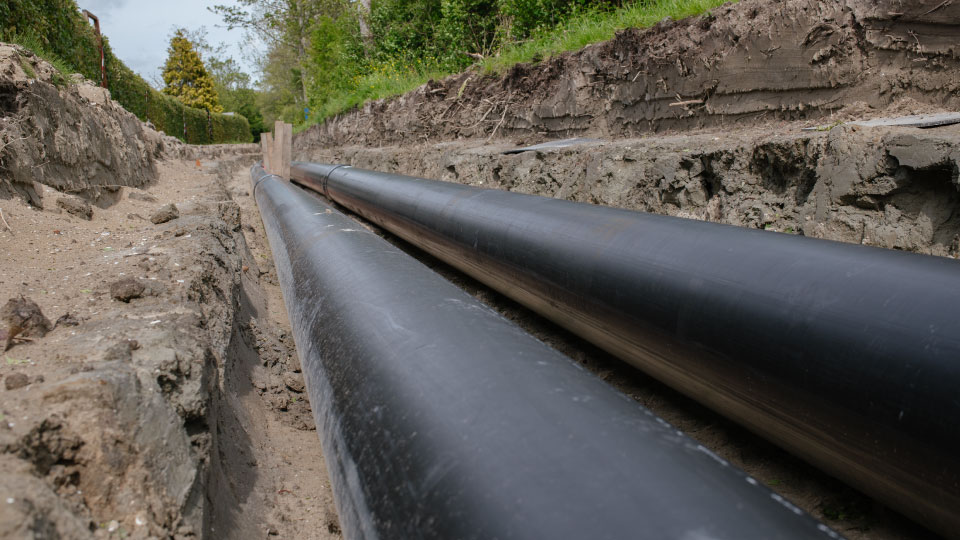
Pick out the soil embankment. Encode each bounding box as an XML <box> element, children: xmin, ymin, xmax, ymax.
<box><xmin>297</xmin><ymin>0</ymin><xmax>960</xmax><ymax>147</ymax></box>
<box><xmin>301</xmin><ymin>122</ymin><xmax>960</xmax><ymax>257</ymax></box>
<box><xmin>0</xmin><ymin>45</ymin><xmax>340</xmax><ymax>538</ymax></box>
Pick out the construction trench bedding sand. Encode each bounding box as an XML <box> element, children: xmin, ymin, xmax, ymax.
<box><xmin>3</xmin><ymin>0</ymin><xmax>960</xmax><ymax>536</ymax></box>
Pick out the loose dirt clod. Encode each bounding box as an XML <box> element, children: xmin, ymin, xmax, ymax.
<box><xmin>282</xmin><ymin>371</ymin><xmax>306</xmax><ymax>393</ymax></box>
<box><xmin>150</xmin><ymin>203</ymin><xmax>179</xmax><ymax>224</ymax></box>
<box><xmin>1</xmin><ymin>295</ymin><xmax>52</xmax><ymax>350</ymax></box>
<box><xmin>4</xmin><ymin>372</ymin><xmax>29</xmax><ymax>390</ymax></box>
<box><xmin>109</xmin><ymin>277</ymin><xmax>146</xmax><ymax>302</ymax></box>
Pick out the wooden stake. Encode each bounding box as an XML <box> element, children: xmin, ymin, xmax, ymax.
<box><xmin>280</xmin><ymin>122</ymin><xmax>292</xmax><ymax>180</ymax></box>
<box><xmin>262</xmin><ymin>132</ymin><xmax>275</xmax><ymax>174</ymax></box>
<box><xmin>274</xmin><ymin>120</ymin><xmax>284</xmax><ymax>176</ymax></box>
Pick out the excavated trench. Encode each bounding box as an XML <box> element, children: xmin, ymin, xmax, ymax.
<box><xmin>4</xmin><ymin>0</ymin><xmax>960</xmax><ymax>536</ymax></box>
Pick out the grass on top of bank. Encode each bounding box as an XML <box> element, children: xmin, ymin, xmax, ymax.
<box><xmin>304</xmin><ymin>0</ymin><xmax>733</xmax><ymax>130</ymax></box>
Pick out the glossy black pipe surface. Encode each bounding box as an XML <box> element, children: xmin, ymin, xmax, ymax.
<box><xmin>291</xmin><ymin>161</ymin><xmax>960</xmax><ymax>539</ymax></box>
<box><xmin>251</xmin><ymin>164</ymin><xmax>836</xmax><ymax>540</ymax></box>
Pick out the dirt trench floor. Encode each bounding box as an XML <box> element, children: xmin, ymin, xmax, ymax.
<box><xmin>0</xmin><ymin>155</ymin><xmax>340</xmax><ymax>539</ymax></box>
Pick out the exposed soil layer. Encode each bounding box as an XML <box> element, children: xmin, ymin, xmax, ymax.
<box><xmin>0</xmin><ymin>43</ymin><xmax>257</xmax><ymax>209</ymax></box>
<box><xmin>296</xmin><ymin>0</ymin><xmax>960</xmax><ymax>148</ymax></box>
<box><xmin>0</xmin><ymin>44</ymin><xmax>164</xmax><ymax>208</ymax></box>
<box><xmin>298</xmin><ymin>121</ymin><xmax>960</xmax><ymax>258</ymax></box>
<box><xmin>0</xmin><ymin>47</ymin><xmax>339</xmax><ymax>539</ymax></box>
<box><xmin>0</xmin><ymin>156</ymin><xmax>341</xmax><ymax>539</ymax></box>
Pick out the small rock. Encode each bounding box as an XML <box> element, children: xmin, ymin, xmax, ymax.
<box><xmin>110</xmin><ymin>277</ymin><xmax>146</xmax><ymax>302</ymax></box>
<box><xmin>282</xmin><ymin>371</ymin><xmax>305</xmax><ymax>393</ymax></box>
<box><xmin>150</xmin><ymin>203</ymin><xmax>179</xmax><ymax>224</ymax></box>
<box><xmin>4</xmin><ymin>372</ymin><xmax>29</xmax><ymax>390</ymax></box>
<box><xmin>2</xmin><ymin>296</ymin><xmax>52</xmax><ymax>350</ymax></box>
<box><xmin>56</xmin><ymin>197</ymin><xmax>93</xmax><ymax>220</ymax></box>
<box><xmin>128</xmin><ymin>190</ymin><xmax>158</xmax><ymax>203</ymax></box>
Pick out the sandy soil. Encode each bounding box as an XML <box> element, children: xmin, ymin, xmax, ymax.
<box><xmin>0</xmin><ymin>156</ymin><xmax>340</xmax><ymax>539</ymax></box>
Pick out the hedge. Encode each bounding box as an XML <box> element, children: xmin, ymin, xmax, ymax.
<box><xmin>0</xmin><ymin>0</ymin><xmax>251</xmax><ymax>144</ymax></box>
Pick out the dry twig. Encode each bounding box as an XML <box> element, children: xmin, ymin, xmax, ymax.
<box><xmin>669</xmin><ymin>99</ymin><xmax>705</xmax><ymax>107</ymax></box>
<box><xmin>486</xmin><ymin>99</ymin><xmax>511</xmax><ymax>142</ymax></box>
<box><xmin>922</xmin><ymin>0</ymin><xmax>952</xmax><ymax>15</ymax></box>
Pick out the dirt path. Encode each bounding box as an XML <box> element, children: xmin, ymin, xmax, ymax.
<box><xmin>0</xmin><ymin>155</ymin><xmax>340</xmax><ymax>539</ymax></box>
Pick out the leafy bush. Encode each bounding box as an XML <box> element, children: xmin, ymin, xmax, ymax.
<box><xmin>0</xmin><ymin>0</ymin><xmax>250</xmax><ymax>143</ymax></box>
<box><xmin>439</xmin><ymin>0</ymin><xmax>500</xmax><ymax>58</ymax></box>
<box><xmin>498</xmin><ymin>0</ymin><xmax>597</xmax><ymax>39</ymax></box>
<box><xmin>297</xmin><ymin>0</ymin><xmax>729</xmax><ymax>127</ymax></box>
<box><xmin>368</xmin><ymin>0</ymin><xmax>446</xmax><ymax>64</ymax></box>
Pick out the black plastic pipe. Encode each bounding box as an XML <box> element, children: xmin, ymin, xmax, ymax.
<box><xmin>251</xmin><ymin>164</ymin><xmax>837</xmax><ymax>540</ymax></box>
<box><xmin>290</xmin><ymin>161</ymin><xmax>960</xmax><ymax>539</ymax></box>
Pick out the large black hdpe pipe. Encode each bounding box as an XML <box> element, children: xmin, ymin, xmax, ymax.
<box><xmin>290</xmin><ymin>161</ymin><xmax>960</xmax><ymax>539</ymax></box>
<box><xmin>251</xmin><ymin>164</ymin><xmax>837</xmax><ymax>540</ymax></box>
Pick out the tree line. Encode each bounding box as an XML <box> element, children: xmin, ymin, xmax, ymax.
<box><xmin>200</xmin><ymin>0</ymin><xmax>620</xmax><ymax>128</ymax></box>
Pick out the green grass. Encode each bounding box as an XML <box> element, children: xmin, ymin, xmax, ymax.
<box><xmin>483</xmin><ymin>0</ymin><xmax>730</xmax><ymax>73</ymax></box>
<box><xmin>310</xmin><ymin>0</ymin><xmax>734</xmax><ymax>127</ymax></box>
<box><xmin>299</xmin><ymin>58</ymin><xmax>451</xmax><ymax>134</ymax></box>
<box><xmin>8</xmin><ymin>31</ymin><xmax>72</xmax><ymax>87</ymax></box>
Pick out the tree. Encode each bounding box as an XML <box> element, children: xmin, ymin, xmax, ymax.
<box><xmin>210</xmin><ymin>0</ymin><xmax>350</xmax><ymax>111</ymax></box>
<box><xmin>171</xmin><ymin>26</ymin><xmax>266</xmax><ymax>140</ymax></box>
<box><xmin>161</xmin><ymin>30</ymin><xmax>223</xmax><ymax>112</ymax></box>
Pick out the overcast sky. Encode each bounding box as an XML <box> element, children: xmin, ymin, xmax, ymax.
<box><xmin>77</xmin><ymin>0</ymin><xmax>257</xmax><ymax>87</ymax></box>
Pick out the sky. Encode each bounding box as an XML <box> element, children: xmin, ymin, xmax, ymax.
<box><xmin>77</xmin><ymin>0</ymin><xmax>257</xmax><ymax>87</ymax></box>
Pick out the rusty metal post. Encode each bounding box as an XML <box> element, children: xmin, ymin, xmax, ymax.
<box><xmin>81</xmin><ymin>10</ymin><xmax>107</xmax><ymax>89</ymax></box>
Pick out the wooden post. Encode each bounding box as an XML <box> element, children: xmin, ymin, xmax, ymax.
<box><xmin>262</xmin><ymin>132</ymin><xmax>275</xmax><ymax>174</ymax></box>
<box><xmin>273</xmin><ymin>121</ymin><xmax>283</xmax><ymax>176</ymax></box>
<box><xmin>279</xmin><ymin>122</ymin><xmax>292</xmax><ymax>179</ymax></box>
